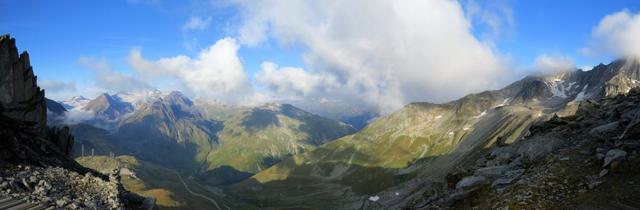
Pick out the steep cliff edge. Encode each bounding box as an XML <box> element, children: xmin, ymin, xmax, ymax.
<box><xmin>0</xmin><ymin>34</ymin><xmax>155</xmax><ymax>209</ymax></box>
<box><xmin>0</xmin><ymin>34</ymin><xmax>76</xmax><ymax>167</ymax></box>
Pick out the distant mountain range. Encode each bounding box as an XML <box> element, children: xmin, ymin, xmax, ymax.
<box><xmin>226</xmin><ymin>58</ymin><xmax>640</xmax><ymax>208</ymax></box>
<box><xmin>48</xmin><ymin>89</ymin><xmax>357</xmax><ymax>185</ymax></box>
<box><xmin>42</xmin><ymin>55</ymin><xmax>640</xmax><ymax>208</ymax></box>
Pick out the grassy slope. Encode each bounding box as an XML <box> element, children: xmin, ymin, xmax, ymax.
<box><xmin>207</xmin><ymin>114</ymin><xmax>315</xmax><ymax>173</ymax></box>
<box><xmin>205</xmin><ymin>105</ymin><xmax>355</xmax><ymax>174</ymax></box>
<box><xmin>228</xmin><ymin>92</ymin><xmax>551</xmax><ymax>208</ymax></box>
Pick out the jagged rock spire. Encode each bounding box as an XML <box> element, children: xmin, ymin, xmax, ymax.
<box><xmin>0</xmin><ymin>34</ymin><xmax>47</xmax><ymax>135</ymax></box>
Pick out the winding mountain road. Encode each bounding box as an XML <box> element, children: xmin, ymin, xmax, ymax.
<box><xmin>173</xmin><ymin>171</ymin><xmax>222</xmax><ymax>210</ymax></box>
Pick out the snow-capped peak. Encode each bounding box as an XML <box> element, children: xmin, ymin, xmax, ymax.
<box><xmin>61</xmin><ymin>95</ymin><xmax>90</xmax><ymax>110</ymax></box>
<box><xmin>113</xmin><ymin>89</ymin><xmax>169</xmax><ymax>108</ymax></box>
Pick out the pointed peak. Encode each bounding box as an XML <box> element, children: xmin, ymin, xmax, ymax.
<box><xmin>97</xmin><ymin>92</ymin><xmax>111</xmax><ymax>98</ymax></box>
<box><xmin>162</xmin><ymin>91</ymin><xmax>193</xmax><ymax>105</ymax></box>
<box><xmin>70</xmin><ymin>96</ymin><xmax>88</xmax><ymax>100</ymax></box>
<box><xmin>166</xmin><ymin>91</ymin><xmax>185</xmax><ymax>97</ymax></box>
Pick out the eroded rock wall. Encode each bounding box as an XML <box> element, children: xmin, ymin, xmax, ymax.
<box><xmin>0</xmin><ymin>34</ymin><xmax>74</xmax><ymax>156</ymax></box>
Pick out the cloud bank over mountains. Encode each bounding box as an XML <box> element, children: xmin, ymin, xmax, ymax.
<box><xmin>124</xmin><ymin>0</ymin><xmax>514</xmax><ymax>113</ymax></box>
<box><xmin>236</xmin><ymin>0</ymin><xmax>516</xmax><ymax>112</ymax></box>
<box><xmin>584</xmin><ymin>9</ymin><xmax>640</xmax><ymax>59</ymax></box>
<box><xmin>62</xmin><ymin>2</ymin><xmax>640</xmax><ymax>114</ymax></box>
<box><xmin>128</xmin><ymin>37</ymin><xmax>260</xmax><ymax>105</ymax></box>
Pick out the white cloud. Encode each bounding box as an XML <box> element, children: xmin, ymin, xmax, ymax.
<box><xmin>464</xmin><ymin>0</ymin><xmax>515</xmax><ymax>39</ymax></box>
<box><xmin>532</xmin><ymin>54</ymin><xmax>576</xmax><ymax>74</ymax></box>
<box><xmin>584</xmin><ymin>9</ymin><xmax>640</xmax><ymax>58</ymax></box>
<box><xmin>183</xmin><ymin>16</ymin><xmax>213</xmax><ymax>31</ymax></box>
<box><xmin>256</xmin><ymin>62</ymin><xmax>337</xmax><ymax>97</ymax></box>
<box><xmin>62</xmin><ymin>109</ymin><xmax>95</xmax><ymax>125</ymax></box>
<box><xmin>77</xmin><ymin>57</ymin><xmax>154</xmax><ymax>93</ymax></box>
<box><xmin>129</xmin><ymin>37</ymin><xmax>257</xmax><ymax>104</ymax></box>
<box><xmin>40</xmin><ymin>80</ymin><xmax>76</xmax><ymax>93</ymax></box>
<box><xmin>233</xmin><ymin>0</ymin><xmax>511</xmax><ymax>112</ymax></box>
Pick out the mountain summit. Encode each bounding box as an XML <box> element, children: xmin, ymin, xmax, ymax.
<box><xmin>84</xmin><ymin>93</ymin><xmax>134</xmax><ymax>121</ymax></box>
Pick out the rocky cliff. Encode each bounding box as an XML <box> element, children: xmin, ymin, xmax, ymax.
<box><xmin>0</xmin><ymin>34</ymin><xmax>155</xmax><ymax>209</ymax></box>
<box><xmin>0</xmin><ymin>34</ymin><xmax>46</xmax><ymax>136</ymax></box>
<box><xmin>0</xmin><ymin>34</ymin><xmax>74</xmax><ymax>161</ymax></box>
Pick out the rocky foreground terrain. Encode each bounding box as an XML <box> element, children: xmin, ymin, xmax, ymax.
<box><xmin>0</xmin><ymin>165</ymin><xmax>152</xmax><ymax>209</ymax></box>
<box><xmin>406</xmin><ymin>88</ymin><xmax>640</xmax><ymax>209</ymax></box>
<box><xmin>0</xmin><ymin>34</ymin><xmax>155</xmax><ymax>209</ymax></box>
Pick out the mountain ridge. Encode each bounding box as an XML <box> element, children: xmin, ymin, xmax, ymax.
<box><xmin>226</xmin><ymin>58</ymin><xmax>640</xmax><ymax>208</ymax></box>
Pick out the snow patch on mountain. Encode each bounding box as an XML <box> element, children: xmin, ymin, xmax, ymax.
<box><xmin>573</xmin><ymin>85</ymin><xmax>590</xmax><ymax>102</ymax></box>
<box><xmin>474</xmin><ymin>111</ymin><xmax>487</xmax><ymax>119</ymax></box>
<box><xmin>494</xmin><ymin>98</ymin><xmax>511</xmax><ymax>108</ymax></box>
<box><xmin>61</xmin><ymin>96</ymin><xmax>90</xmax><ymax>110</ymax></box>
<box><xmin>113</xmin><ymin>89</ymin><xmax>168</xmax><ymax>108</ymax></box>
<box><xmin>546</xmin><ymin>79</ymin><xmax>568</xmax><ymax>98</ymax></box>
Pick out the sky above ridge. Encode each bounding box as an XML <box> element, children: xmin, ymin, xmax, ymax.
<box><xmin>1</xmin><ymin>0</ymin><xmax>640</xmax><ymax>113</ymax></box>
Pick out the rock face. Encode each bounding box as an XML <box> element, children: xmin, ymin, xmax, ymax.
<box><xmin>45</xmin><ymin>127</ymin><xmax>74</xmax><ymax>156</ymax></box>
<box><xmin>0</xmin><ymin>35</ymin><xmax>46</xmax><ymax>135</ymax></box>
<box><xmin>0</xmin><ymin>34</ymin><xmax>73</xmax><ymax>157</ymax></box>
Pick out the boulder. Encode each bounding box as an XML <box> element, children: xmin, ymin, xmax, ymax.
<box><xmin>474</xmin><ymin>165</ymin><xmax>509</xmax><ymax>179</ymax></box>
<box><xmin>456</xmin><ymin>176</ymin><xmax>488</xmax><ymax>190</ymax></box>
<box><xmin>516</xmin><ymin>138</ymin><xmax>562</xmax><ymax>162</ymax></box>
<box><xmin>589</xmin><ymin>121</ymin><xmax>620</xmax><ymax>136</ymax></box>
<box><xmin>621</xmin><ymin>112</ymin><xmax>640</xmax><ymax>139</ymax></box>
<box><xmin>492</xmin><ymin>177</ymin><xmax>516</xmax><ymax>187</ymax></box>
<box><xmin>603</xmin><ymin>149</ymin><xmax>627</xmax><ymax>168</ymax></box>
<box><xmin>489</xmin><ymin>146</ymin><xmax>515</xmax><ymax>165</ymax></box>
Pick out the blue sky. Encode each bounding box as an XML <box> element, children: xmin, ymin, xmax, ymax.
<box><xmin>0</xmin><ymin>0</ymin><xmax>306</xmax><ymax>93</ymax></box>
<box><xmin>496</xmin><ymin>0</ymin><xmax>639</xmax><ymax>67</ymax></box>
<box><xmin>1</xmin><ymin>0</ymin><xmax>639</xmax><ymax>111</ymax></box>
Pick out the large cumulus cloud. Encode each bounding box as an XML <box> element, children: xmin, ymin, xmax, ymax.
<box><xmin>234</xmin><ymin>0</ymin><xmax>512</xmax><ymax>112</ymax></box>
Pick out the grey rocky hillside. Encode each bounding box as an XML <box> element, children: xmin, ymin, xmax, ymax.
<box><xmin>401</xmin><ymin>87</ymin><xmax>640</xmax><ymax>209</ymax></box>
<box><xmin>0</xmin><ymin>34</ymin><xmax>155</xmax><ymax>210</ymax></box>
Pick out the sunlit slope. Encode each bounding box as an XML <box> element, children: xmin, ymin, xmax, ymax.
<box><xmin>114</xmin><ymin>92</ymin><xmax>221</xmax><ymax>170</ymax></box>
<box><xmin>251</xmin><ymin>91</ymin><xmax>513</xmax><ymax>179</ymax></box>
<box><xmin>110</xmin><ymin>94</ymin><xmax>355</xmax><ymax>184</ymax></box>
<box><xmin>204</xmin><ymin>103</ymin><xmax>356</xmax><ymax>175</ymax></box>
<box><xmin>227</xmin><ymin>90</ymin><xmax>551</xmax><ymax>208</ymax></box>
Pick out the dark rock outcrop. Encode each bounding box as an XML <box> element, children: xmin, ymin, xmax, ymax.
<box><xmin>0</xmin><ymin>34</ymin><xmax>156</xmax><ymax>209</ymax></box>
<box><xmin>0</xmin><ymin>34</ymin><xmax>73</xmax><ymax>159</ymax></box>
<box><xmin>45</xmin><ymin>126</ymin><xmax>74</xmax><ymax>156</ymax></box>
<box><xmin>0</xmin><ymin>34</ymin><xmax>46</xmax><ymax>135</ymax></box>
